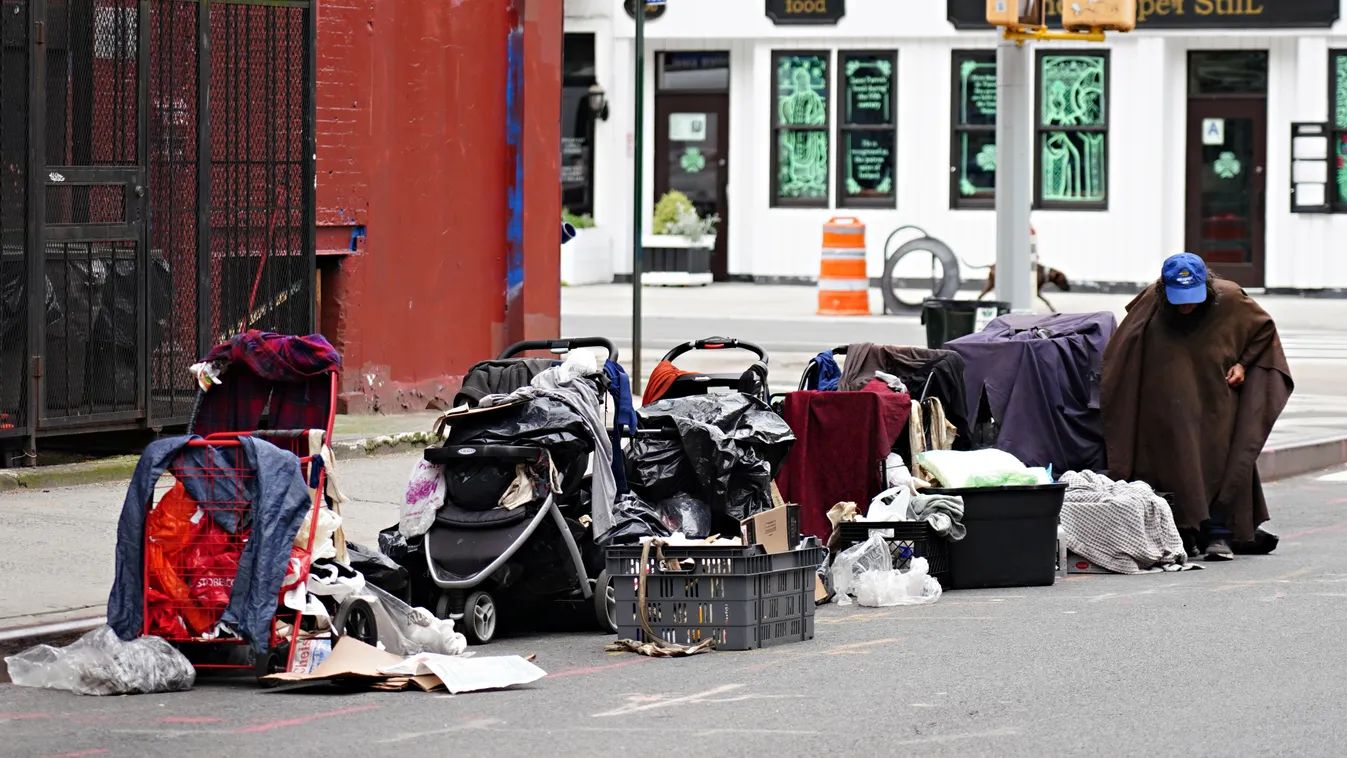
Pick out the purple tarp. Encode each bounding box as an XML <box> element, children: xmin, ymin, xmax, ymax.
<box><xmin>944</xmin><ymin>312</ymin><xmax>1117</xmax><ymax>474</ymax></box>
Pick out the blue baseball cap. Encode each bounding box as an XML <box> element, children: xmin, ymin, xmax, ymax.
<box><xmin>1162</xmin><ymin>253</ymin><xmax>1207</xmax><ymax>305</ymax></box>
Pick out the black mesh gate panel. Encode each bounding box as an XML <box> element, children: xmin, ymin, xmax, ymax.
<box><xmin>0</xmin><ymin>0</ymin><xmax>28</xmax><ymax>437</ymax></box>
<box><xmin>0</xmin><ymin>0</ymin><xmax>313</xmax><ymax>451</ymax></box>
<box><xmin>147</xmin><ymin>0</ymin><xmax>198</xmax><ymax>423</ymax></box>
<box><xmin>41</xmin><ymin>0</ymin><xmax>146</xmax><ymax>425</ymax></box>
<box><xmin>208</xmin><ymin>1</ymin><xmax>311</xmax><ymax>343</ymax></box>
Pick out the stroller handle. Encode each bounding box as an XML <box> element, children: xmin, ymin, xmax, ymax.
<box><xmin>425</xmin><ymin>445</ymin><xmax>549</xmax><ymax>464</ymax></box>
<box><xmin>497</xmin><ymin>337</ymin><xmax>618</xmax><ymax>363</ymax></box>
<box><xmin>662</xmin><ymin>337</ymin><xmax>768</xmax><ymax>365</ymax></box>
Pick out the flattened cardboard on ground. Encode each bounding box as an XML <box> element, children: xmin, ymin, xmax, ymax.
<box><xmin>263</xmin><ymin>636</ymin><xmax>406</xmax><ymax>687</ymax></box>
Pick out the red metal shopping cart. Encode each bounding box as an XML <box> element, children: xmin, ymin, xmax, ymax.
<box><xmin>138</xmin><ymin>331</ymin><xmax>364</xmax><ymax>681</ymax></box>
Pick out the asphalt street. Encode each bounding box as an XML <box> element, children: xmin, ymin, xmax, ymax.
<box><xmin>2</xmin><ymin>455</ymin><xmax>1346</xmax><ymax>757</ymax></box>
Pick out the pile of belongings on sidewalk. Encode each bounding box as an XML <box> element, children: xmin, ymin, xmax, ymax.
<box><xmin>818</xmin><ymin>456</ymin><xmax>965</xmax><ymax>608</ymax></box>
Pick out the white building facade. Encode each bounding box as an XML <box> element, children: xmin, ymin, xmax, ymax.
<box><xmin>562</xmin><ymin>0</ymin><xmax>1347</xmax><ymax>292</ymax></box>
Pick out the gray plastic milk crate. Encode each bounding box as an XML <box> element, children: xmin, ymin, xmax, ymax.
<box><xmin>606</xmin><ymin>545</ymin><xmax>826</xmax><ymax>651</ymax></box>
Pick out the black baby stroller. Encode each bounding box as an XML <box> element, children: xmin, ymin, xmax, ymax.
<box><xmin>644</xmin><ymin>337</ymin><xmax>770</xmax><ymax>405</ymax></box>
<box><xmin>422</xmin><ymin>337</ymin><xmax>626</xmax><ymax>644</ymax></box>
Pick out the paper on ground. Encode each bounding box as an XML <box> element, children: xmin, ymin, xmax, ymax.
<box><xmin>380</xmin><ymin>654</ymin><xmax>545</xmax><ymax>694</ymax></box>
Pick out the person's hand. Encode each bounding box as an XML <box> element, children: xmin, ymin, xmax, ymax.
<box><xmin>1226</xmin><ymin>363</ymin><xmax>1246</xmax><ymax>388</ymax></box>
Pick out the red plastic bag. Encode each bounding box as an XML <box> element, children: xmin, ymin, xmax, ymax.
<box><xmin>183</xmin><ymin>520</ymin><xmax>243</xmax><ymax>631</ymax></box>
<box><xmin>146</xmin><ymin>483</ymin><xmax>199</xmax><ymax>560</ymax></box>
<box><xmin>147</xmin><ymin>544</ymin><xmax>215</xmax><ymax>635</ymax></box>
<box><xmin>146</xmin><ymin>587</ymin><xmax>190</xmax><ymax>639</ymax></box>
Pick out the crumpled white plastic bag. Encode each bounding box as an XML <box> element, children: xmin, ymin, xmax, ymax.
<box><xmin>853</xmin><ymin>557</ymin><xmax>943</xmax><ymax>607</ymax></box>
<box><xmin>365</xmin><ymin>584</ymin><xmax>467</xmax><ymax>657</ymax></box>
<box><xmin>831</xmin><ymin>533</ymin><xmax>943</xmax><ymax>607</ymax></box>
<box><xmin>5</xmin><ymin>626</ymin><xmax>195</xmax><ymax>696</ymax></box>
<box><xmin>831</xmin><ymin>533</ymin><xmax>893</xmax><ymax>605</ymax></box>
<box><xmin>401</xmin><ymin>458</ymin><xmax>445</xmax><ymax>539</ymax></box>
<box><xmin>294</xmin><ymin>507</ymin><xmax>342</xmax><ymax>561</ymax></box>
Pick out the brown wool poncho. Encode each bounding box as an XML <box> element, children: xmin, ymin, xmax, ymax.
<box><xmin>1100</xmin><ymin>279</ymin><xmax>1293</xmax><ymax>542</ymax></box>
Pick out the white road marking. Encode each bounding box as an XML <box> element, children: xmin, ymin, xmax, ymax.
<box><xmin>591</xmin><ymin>684</ymin><xmax>744</xmax><ymax>717</ymax></box>
<box><xmin>378</xmin><ymin>718</ymin><xmax>502</xmax><ymax>744</ymax></box>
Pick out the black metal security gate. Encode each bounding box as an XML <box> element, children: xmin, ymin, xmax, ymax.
<box><xmin>0</xmin><ymin>0</ymin><xmax>314</xmax><ymax>461</ymax></box>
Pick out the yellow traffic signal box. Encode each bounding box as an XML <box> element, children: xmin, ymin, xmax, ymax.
<box><xmin>986</xmin><ymin>0</ymin><xmax>1045</xmax><ymax>27</ymax></box>
<box><xmin>1062</xmin><ymin>0</ymin><xmax>1137</xmax><ymax>32</ymax></box>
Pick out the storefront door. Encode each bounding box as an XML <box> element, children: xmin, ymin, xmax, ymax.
<box><xmin>1184</xmin><ymin>52</ymin><xmax>1267</xmax><ymax>288</ymax></box>
<box><xmin>655</xmin><ymin>93</ymin><xmax>730</xmax><ymax>280</ymax></box>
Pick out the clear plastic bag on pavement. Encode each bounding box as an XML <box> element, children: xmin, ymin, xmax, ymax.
<box><xmin>5</xmin><ymin>625</ymin><xmax>195</xmax><ymax>696</ymax></box>
<box><xmin>852</xmin><ymin>557</ymin><xmax>943</xmax><ymax>608</ymax></box>
<box><xmin>830</xmin><ymin>533</ymin><xmax>893</xmax><ymax>605</ymax></box>
<box><xmin>364</xmin><ymin>584</ymin><xmax>467</xmax><ymax>657</ymax></box>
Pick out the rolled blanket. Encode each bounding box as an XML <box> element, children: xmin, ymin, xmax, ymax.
<box><xmin>1060</xmin><ymin>470</ymin><xmax>1187</xmax><ymax>574</ymax></box>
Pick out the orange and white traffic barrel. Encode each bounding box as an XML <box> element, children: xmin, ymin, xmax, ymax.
<box><xmin>818</xmin><ymin>217</ymin><xmax>870</xmax><ymax>316</ymax></box>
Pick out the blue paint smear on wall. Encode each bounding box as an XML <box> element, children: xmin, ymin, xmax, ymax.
<box><xmin>505</xmin><ymin>22</ymin><xmax>525</xmax><ymax>297</ymax></box>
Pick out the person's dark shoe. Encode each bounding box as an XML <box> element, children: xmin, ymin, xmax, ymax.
<box><xmin>1181</xmin><ymin>531</ymin><xmax>1199</xmax><ymax>559</ymax></box>
<box><xmin>1231</xmin><ymin>528</ymin><xmax>1280</xmax><ymax>556</ymax></box>
<box><xmin>1205</xmin><ymin>538</ymin><xmax>1235</xmax><ymax>562</ymax></box>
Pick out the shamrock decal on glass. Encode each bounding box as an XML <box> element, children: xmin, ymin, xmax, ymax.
<box><xmin>1213</xmin><ymin>151</ymin><xmax>1241</xmax><ymax>180</ymax></box>
<box><xmin>680</xmin><ymin>146</ymin><xmax>706</xmax><ymax>174</ymax></box>
<box><xmin>976</xmin><ymin>144</ymin><xmax>996</xmax><ymax>172</ymax></box>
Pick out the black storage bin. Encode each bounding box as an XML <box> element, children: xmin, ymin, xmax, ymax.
<box><xmin>920</xmin><ymin>298</ymin><xmax>1010</xmax><ymax>349</ymax></box>
<box><xmin>929</xmin><ymin>483</ymin><xmax>1065</xmax><ymax>590</ymax></box>
<box><xmin>834</xmin><ymin>521</ymin><xmax>950</xmax><ymax>586</ymax></box>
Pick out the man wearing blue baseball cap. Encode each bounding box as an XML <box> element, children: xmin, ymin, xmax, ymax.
<box><xmin>1102</xmin><ymin>254</ymin><xmax>1293</xmax><ymax>561</ymax></box>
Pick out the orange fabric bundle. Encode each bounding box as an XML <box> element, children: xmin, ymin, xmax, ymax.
<box><xmin>642</xmin><ymin>360</ymin><xmax>696</xmax><ymax>405</ymax></box>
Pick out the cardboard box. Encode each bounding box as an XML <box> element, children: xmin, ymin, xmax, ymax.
<box><xmin>741</xmin><ymin>504</ymin><xmax>800</xmax><ymax>554</ymax></box>
<box><xmin>1066</xmin><ymin>552</ymin><xmax>1112</xmax><ymax>575</ymax></box>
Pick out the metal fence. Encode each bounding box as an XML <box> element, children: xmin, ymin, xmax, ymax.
<box><xmin>0</xmin><ymin>0</ymin><xmax>314</xmax><ymax>460</ymax></box>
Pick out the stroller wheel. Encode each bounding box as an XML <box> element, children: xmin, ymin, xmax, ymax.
<box><xmin>463</xmin><ymin>590</ymin><xmax>498</xmax><ymax>644</ymax></box>
<box><xmin>593</xmin><ymin>569</ymin><xmax>618</xmax><ymax>634</ymax></box>
<box><xmin>332</xmin><ymin>597</ymin><xmax>379</xmax><ymax>648</ymax></box>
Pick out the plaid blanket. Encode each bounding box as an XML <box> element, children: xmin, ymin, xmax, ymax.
<box><xmin>194</xmin><ymin>331</ymin><xmax>341</xmax><ymax>436</ymax></box>
<box><xmin>1060</xmin><ymin>470</ymin><xmax>1188</xmax><ymax>574</ymax></box>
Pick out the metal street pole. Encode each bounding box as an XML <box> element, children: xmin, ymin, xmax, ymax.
<box><xmin>630</xmin><ymin>2</ymin><xmax>646</xmax><ymax>394</ymax></box>
<box><xmin>994</xmin><ymin>36</ymin><xmax>1034</xmax><ymax>314</ymax></box>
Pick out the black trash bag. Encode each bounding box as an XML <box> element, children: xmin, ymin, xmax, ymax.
<box><xmin>378</xmin><ymin>525</ymin><xmax>436</xmax><ymax>610</ymax></box>
<box><xmin>597</xmin><ymin>493</ymin><xmax>673</xmax><ymax>546</ymax></box>
<box><xmin>442</xmin><ymin>459</ymin><xmax>518</xmax><ymax>512</ymax></box>
<box><xmin>443</xmin><ymin>394</ymin><xmax>593</xmax><ymax>496</ymax></box>
<box><xmin>654</xmin><ymin>493</ymin><xmax>713</xmax><ymax>539</ymax></box>
<box><xmin>627</xmin><ymin>393</ymin><xmax>795</xmax><ymax>521</ymax></box>
<box><xmin>346</xmin><ymin>541</ymin><xmax>409</xmax><ymax>598</ymax></box>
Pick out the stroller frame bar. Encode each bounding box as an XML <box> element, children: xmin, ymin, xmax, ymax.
<box><xmin>423</xmin><ymin>493</ymin><xmax>593</xmax><ymax>598</ymax></box>
<box><xmin>499</xmin><ymin>337</ymin><xmax>618</xmax><ymax>363</ymax></box>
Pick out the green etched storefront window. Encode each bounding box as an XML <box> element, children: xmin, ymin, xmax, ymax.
<box><xmin>772</xmin><ymin>52</ymin><xmax>830</xmax><ymax>205</ymax></box>
<box><xmin>951</xmin><ymin>50</ymin><xmax>997</xmax><ymax>208</ymax></box>
<box><xmin>1334</xmin><ymin>52</ymin><xmax>1347</xmax><ymax>206</ymax></box>
<box><xmin>1037</xmin><ymin>53</ymin><xmax>1108</xmax><ymax>207</ymax></box>
<box><xmin>839</xmin><ymin>51</ymin><xmax>897</xmax><ymax>207</ymax></box>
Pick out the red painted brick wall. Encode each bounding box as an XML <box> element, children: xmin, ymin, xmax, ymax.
<box><xmin>315</xmin><ymin>0</ymin><xmax>561</xmax><ymax>413</ymax></box>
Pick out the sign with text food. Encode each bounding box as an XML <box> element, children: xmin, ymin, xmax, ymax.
<box><xmin>949</xmin><ymin>0</ymin><xmax>1340</xmax><ymax>29</ymax></box>
<box><xmin>767</xmin><ymin>0</ymin><xmax>845</xmax><ymax>25</ymax></box>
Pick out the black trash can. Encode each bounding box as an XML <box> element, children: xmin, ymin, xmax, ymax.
<box><xmin>920</xmin><ymin>298</ymin><xmax>1010</xmax><ymax>349</ymax></box>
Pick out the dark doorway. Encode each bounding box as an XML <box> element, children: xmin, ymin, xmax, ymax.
<box><xmin>1185</xmin><ymin>51</ymin><xmax>1267</xmax><ymax>288</ymax></box>
<box><xmin>654</xmin><ymin>52</ymin><xmax>730</xmax><ymax>281</ymax></box>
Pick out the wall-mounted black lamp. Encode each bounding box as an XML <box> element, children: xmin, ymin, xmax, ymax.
<box><xmin>587</xmin><ymin>83</ymin><xmax>609</xmax><ymax>122</ymax></box>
